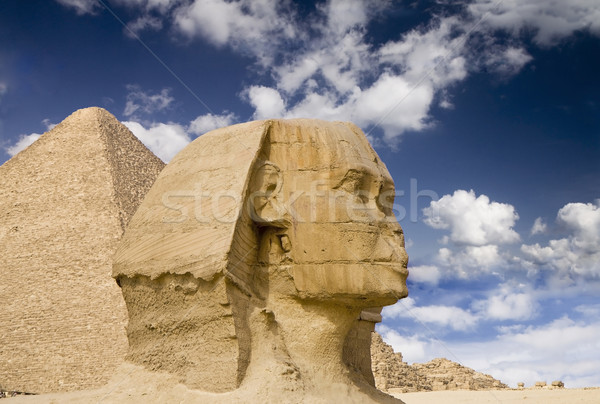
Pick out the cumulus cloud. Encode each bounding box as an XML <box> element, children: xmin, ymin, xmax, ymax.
<box><xmin>521</xmin><ymin>200</ymin><xmax>600</xmax><ymax>280</ymax></box>
<box><xmin>174</xmin><ymin>0</ymin><xmax>297</xmax><ymax>65</ymax></box>
<box><xmin>77</xmin><ymin>0</ymin><xmax>469</xmax><ymax>142</ymax></box>
<box><xmin>55</xmin><ymin>0</ymin><xmax>100</xmax><ymax>15</ymax></box>
<box><xmin>472</xmin><ymin>285</ymin><xmax>539</xmax><ymax>321</ymax></box>
<box><xmin>530</xmin><ymin>217</ymin><xmax>547</xmax><ymax>235</ymax></box>
<box><xmin>468</xmin><ymin>0</ymin><xmax>600</xmax><ymax>46</ymax></box>
<box><xmin>123</xmin><ymin>85</ymin><xmax>174</xmax><ymax>118</ymax></box>
<box><xmin>267</xmin><ymin>10</ymin><xmax>468</xmax><ymax>142</ymax></box>
<box><xmin>380</xmin><ymin>316</ymin><xmax>600</xmax><ymax>387</ymax></box>
<box><xmin>123</xmin><ymin>121</ymin><xmax>190</xmax><ymax>162</ymax></box>
<box><xmin>126</xmin><ymin>15</ymin><xmax>163</xmax><ymax>37</ymax></box>
<box><xmin>469</xmin><ymin>316</ymin><xmax>600</xmax><ymax>387</ymax></box>
<box><xmin>188</xmin><ymin>112</ymin><xmax>236</xmax><ymax>135</ymax></box>
<box><xmin>4</xmin><ymin>119</ymin><xmax>58</xmax><ymax>157</ymax></box>
<box><xmin>482</xmin><ymin>46</ymin><xmax>533</xmax><ymax>77</ymax></box>
<box><xmin>557</xmin><ymin>201</ymin><xmax>600</xmax><ymax>252</ymax></box>
<box><xmin>5</xmin><ymin>133</ymin><xmax>42</xmax><ymax>157</ymax></box>
<box><xmin>56</xmin><ymin>0</ymin><xmax>180</xmax><ymax>16</ymax></box>
<box><xmin>378</xmin><ymin>15</ymin><xmax>468</xmax><ymax>87</ymax></box>
<box><xmin>574</xmin><ymin>303</ymin><xmax>600</xmax><ymax>319</ymax></box>
<box><xmin>437</xmin><ymin>245</ymin><xmax>505</xmax><ymax>278</ymax></box>
<box><xmin>57</xmin><ymin>1</ymin><xmax>600</xmax><ymax>145</ymax></box>
<box><xmin>114</xmin><ymin>0</ymin><xmax>178</xmax><ymax>12</ymax></box>
<box><xmin>377</xmin><ymin>325</ymin><xmax>430</xmax><ymax>364</ymax></box>
<box><xmin>246</xmin><ymin>86</ymin><xmax>286</xmax><ymax>119</ymax></box>
<box><xmin>0</xmin><ymin>82</ymin><xmax>7</xmax><ymax>99</ymax></box>
<box><xmin>383</xmin><ymin>297</ymin><xmax>478</xmax><ymax>332</ymax></box>
<box><xmin>408</xmin><ymin>265</ymin><xmax>441</xmax><ymax>285</ymax></box>
<box><xmin>423</xmin><ymin>189</ymin><xmax>520</xmax><ymax>246</ymax></box>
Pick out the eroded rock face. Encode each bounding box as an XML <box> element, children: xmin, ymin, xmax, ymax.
<box><xmin>0</xmin><ymin>107</ymin><xmax>164</xmax><ymax>393</ymax></box>
<box><xmin>113</xmin><ymin>119</ymin><xmax>409</xmax><ymax>402</ymax></box>
<box><xmin>371</xmin><ymin>333</ymin><xmax>432</xmax><ymax>392</ymax></box>
<box><xmin>413</xmin><ymin>358</ymin><xmax>508</xmax><ymax>391</ymax></box>
<box><xmin>371</xmin><ymin>333</ymin><xmax>508</xmax><ymax>393</ymax></box>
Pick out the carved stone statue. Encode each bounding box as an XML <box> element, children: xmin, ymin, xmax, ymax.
<box><xmin>113</xmin><ymin>119</ymin><xmax>409</xmax><ymax>402</ymax></box>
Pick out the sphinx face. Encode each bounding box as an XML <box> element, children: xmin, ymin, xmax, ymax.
<box><xmin>262</xmin><ymin>121</ymin><xmax>408</xmax><ymax>306</ymax></box>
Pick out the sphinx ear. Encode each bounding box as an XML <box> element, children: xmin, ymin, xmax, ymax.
<box><xmin>249</xmin><ymin>161</ymin><xmax>289</xmax><ymax>228</ymax></box>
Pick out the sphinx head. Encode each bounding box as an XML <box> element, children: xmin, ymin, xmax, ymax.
<box><xmin>112</xmin><ymin>119</ymin><xmax>408</xmax><ymax>393</ymax></box>
<box><xmin>247</xmin><ymin>120</ymin><xmax>408</xmax><ymax>307</ymax></box>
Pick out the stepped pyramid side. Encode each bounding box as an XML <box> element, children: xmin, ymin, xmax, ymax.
<box><xmin>0</xmin><ymin>107</ymin><xmax>164</xmax><ymax>393</ymax></box>
<box><xmin>370</xmin><ymin>333</ymin><xmax>508</xmax><ymax>393</ymax></box>
<box><xmin>371</xmin><ymin>332</ymin><xmax>432</xmax><ymax>392</ymax></box>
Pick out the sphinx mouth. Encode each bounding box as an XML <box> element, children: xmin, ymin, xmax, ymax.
<box><xmin>393</xmin><ymin>266</ymin><xmax>409</xmax><ymax>278</ymax></box>
<box><xmin>372</xmin><ymin>261</ymin><xmax>409</xmax><ymax>277</ymax></box>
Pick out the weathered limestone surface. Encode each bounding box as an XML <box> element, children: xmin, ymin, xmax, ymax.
<box><xmin>371</xmin><ymin>333</ymin><xmax>432</xmax><ymax>392</ymax></box>
<box><xmin>113</xmin><ymin>119</ymin><xmax>410</xmax><ymax>402</ymax></box>
<box><xmin>412</xmin><ymin>358</ymin><xmax>508</xmax><ymax>391</ymax></box>
<box><xmin>371</xmin><ymin>333</ymin><xmax>508</xmax><ymax>393</ymax></box>
<box><xmin>0</xmin><ymin>107</ymin><xmax>164</xmax><ymax>393</ymax></box>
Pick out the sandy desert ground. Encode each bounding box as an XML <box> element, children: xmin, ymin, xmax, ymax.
<box><xmin>2</xmin><ymin>387</ymin><xmax>599</xmax><ymax>403</ymax></box>
<box><xmin>392</xmin><ymin>387</ymin><xmax>600</xmax><ymax>404</ymax></box>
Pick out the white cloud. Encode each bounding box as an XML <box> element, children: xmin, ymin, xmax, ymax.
<box><xmin>188</xmin><ymin>112</ymin><xmax>236</xmax><ymax>135</ymax></box>
<box><xmin>246</xmin><ymin>86</ymin><xmax>286</xmax><ymax>119</ymax></box>
<box><xmin>377</xmin><ymin>325</ymin><xmax>430</xmax><ymax>364</ymax></box>
<box><xmin>521</xmin><ymin>200</ymin><xmax>600</xmax><ymax>280</ymax></box>
<box><xmin>423</xmin><ymin>189</ymin><xmax>520</xmax><ymax>246</ymax></box>
<box><xmin>113</xmin><ymin>0</ymin><xmax>178</xmax><ymax>12</ymax></box>
<box><xmin>468</xmin><ymin>0</ymin><xmax>600</xmax><ymax>46</ymax></box>
<box><xmin>521</xmin><ymin>238</ymin><xmax>578</xmax><ymax>272</ymax></box>
<box><xmin>353</xmin><ymin>74</ymin><xmax>434</xmax><ymax>141</ymax></box>
<box><xmin>530</xmin><ymin>217</ymin><xmax>547</xmax><ymax>235</ymax></box>
<box><xmin>174</xmin><ymin>1</ymin><xmax>469</xmax><ymax>142</ymax></box>
<box><xmin>248</xmin><ymin>73</ymin><xmax>436</xmax><ymax>141</ymax></box>
<box><xmin>557</xmin><ymin>201</ymin><xmax>600</xmax><ymax>252</ymax></box>
<box><xmin>123</xmin><ymin>121</ymin><xmax>190</xmax><ymax>162</ymax></box>
<box><xmin>378</xmin><ymin>16</ymin><xmax>468</xmax><ymax>88</ymax></box>
<box><xmin>419</xmin><ymin>190</ymin><xmax>519</xmax><ymax>279</ymax></box>
<box><xmin>126</xmin><ymin>15</ymin><xmax>163</xmax><ymax>37</ymax></box>
<box><xmin>56</xmin><ymin>0</ymin><xmax>178</xmax><ymax>18</ymax></box>
<box><xmin>124</xmin><ymin>85</ymin><xmax>174</xmax><ymax>118</ymax></box>
<box><xmin>174</xmin><ymin>0</ymin><xmax>296</xmax><ymax>65</ymax></box>
<box><xmin>483</xmin><ymin>46</ymin><xmax>533</xmax><ymax>76</ymax></box>
<box><xmin>57</xmin><ymin>0</ymin><xmax>600</xmax><ymax>147</ymax></box>
<box><xmin>574</xmin><ymin>303</ymin><xmax>600</xmax><ymax>319</ymax></box>
<box><xmin>55</xmin><ymin>0</ymin><xmax>99</xmax><ymax>15</ymax></box>
<box><xmin>408</xmin><ymin>265</ymin><xmax>441</xmax><ymax>285</ymax></box>
<box><xmin>380</xmin><ymin>316</ymin><xmax>600</xmax><ymax>387</ymax></box>
<box><xmin>437</xmin><ymin>245</ymin><xmax>504</xmax><ymax>278</ymax></box>
<box><xmin>383</xmin><ymin>297</ymin><xmax>478</xmax><ymax>332</ymax></box>
<box><xmin>5</xmin><ymin>133</ymin><xmax>42</xmax><ymax>157</ymax></box>
<box><xmin>473</xmin><ymin>286</ymin><xmax>538</xmax><ymax>321</ymax></box>
<box><xmin>483</xmin><ymin>316</ymin><xmax>600</xmax><ymax>387</ymax></box>
<box><xmin>4</xmin><ymin>118</ymin><xmax>58</xmax><ymax>157</ymax></box>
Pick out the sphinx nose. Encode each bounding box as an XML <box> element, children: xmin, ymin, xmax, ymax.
<box><xmin>372</xmin><ymin>225</ymin><xmax>408</xmax><ymax>264</ymax></box>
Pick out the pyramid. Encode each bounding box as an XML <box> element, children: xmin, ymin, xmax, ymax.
<box><xmin>0</xmin><ymin>107</ymin><xmax>165</xmax><ymax>393</ymax></box>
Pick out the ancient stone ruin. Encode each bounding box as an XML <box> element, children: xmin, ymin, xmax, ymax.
<box><xmin>371</xmin><ymin>333</ymin><xmax>508</xmax><ymax>393</ymax></box>
<box><xmin>371</xmin><ymin>333</ymin><xmax>431</xmax><ymax>392</ymax></box>
<box><xmin>0</xmin><ymin>111</ymin><xmax>517</xmax><ymax>401</ymax></box>
<box><xmin>0</xmin><ymin>107</ymin><xmax>164</xmax><ymax>393</ymax></box>
<box><xmin>112</xmin><ymin>119</ymin><xmax>410</xmax><ymax>402</ymax></box>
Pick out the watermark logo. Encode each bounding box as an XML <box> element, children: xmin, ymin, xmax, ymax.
<box><xmin>161</xmin><ymin>178</ymin><xmax>439</xmax><ymax>225</ymax></box>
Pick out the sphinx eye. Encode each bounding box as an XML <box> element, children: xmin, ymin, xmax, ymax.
<box><xmin>354</xmin><ymin>190</ymin><xmax>370</xmax><ymax>204</ymax></box>
<box><xmin>377</xmin><ymin>186</ymin><xmax>395</xmax><ymax>215</ymax></box>
<box><xmin>335</xmin><ymin>169</ymin><xmax>362</xmax><ymax>192</ymax></box>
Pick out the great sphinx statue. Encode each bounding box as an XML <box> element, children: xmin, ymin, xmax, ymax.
<box><xmin>112</xmin><ymin>119</ymin><xmax>409</xmax><ymax>402</ymax></box>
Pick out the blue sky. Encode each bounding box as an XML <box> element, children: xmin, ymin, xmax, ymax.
<box><xmin>1</xmin><ymin>0</ymin><xmax>599</xmax><ymax>389</ymax></box>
